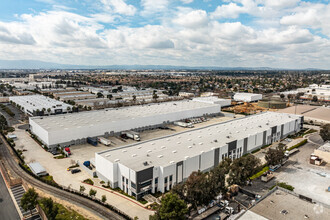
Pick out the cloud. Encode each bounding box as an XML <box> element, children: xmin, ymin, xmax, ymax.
<box><xmin>0</xmin><ymin>0</ymin><xmax>330</xmax><ymax>68</ymax></box>
<box><xmin>100</xmin><ymin>0</ymin><xmax>136</xmax><ymax>16</ymax></box>
<box><xmin>141</xmin><ymin>0</ymin><xmax>169</xmax><ymax>16</ymax></box>
<box><xmin>173</xmin><ymin>10</ymin><xmax>208</xmax><ymax>29</ymax></box>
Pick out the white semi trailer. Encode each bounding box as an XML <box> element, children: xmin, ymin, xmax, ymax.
<box><xmin>122</xmin><ymin>131</ymin><xmax>141</xmax><ymax>141</ymax></box>
<box><xmin>97</xmin><ymin>137</ymin><xmax>111</xmax><ymax>146</ymax></box>
<box><xmin>174</xmin><ymin>121</ymin><xmax>194</xmax><ymax>128</ymax></box>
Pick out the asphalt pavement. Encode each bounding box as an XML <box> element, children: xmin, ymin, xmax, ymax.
<box><xmin>0</xmin><ymin>172</ymin><xmax>20</xmax><ymax>220</ymax></box>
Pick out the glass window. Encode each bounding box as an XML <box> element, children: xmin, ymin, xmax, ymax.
<box><xmin>131</xmin><ymin>182</ymin><xmax>136</xmax><ymax>189</ymax></box>
<box><xmin>165</xmin><ymin>177</ymin><xmax>168</xmax><ymax>183</ymax></box>
<box><xmin>122</xmin><ymin>176</ymin><xmax>124</xmax><ymax>182</ymax></box>
<box><xmin>155</xmin><ymin>177</ymin><xmax>158</xmax><ymax>184</ymax></box>
<box><xmin>140</xmin><ymin>180</ymin><xmax>152</xmax><ymax>188</ymax></box>
<box><xmin>169</xmin><ymin>175</ymin><xmax>173</xmax><ymax>182</ymax></box>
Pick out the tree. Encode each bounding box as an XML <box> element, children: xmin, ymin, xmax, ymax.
<box><xmin>132</xmin><ymin>95</ymin><xmax>137</xmax><ymax>103</ymax></box>
<box><xmin>21</xmin><ymin>188</ymin><xmax>38</xmax><ymax>216</ymax></box>
<box><xmin>265</xmin><ymin>144</ymin><xmax>286</xmax><ymax>166</ymax></box>
<box><xmin>184</xmin><ymin>171</ymin><xmax>211</xmax><ymax>209</ymax></box>
<box><xmin>101</xmin><ymin>195</ymin><xmax>107</xmax><ymax>203</ymax></box>
<box><xmin>227</xmin><ymin>154</ymin><xmax>261</xmax><ymax>186</ymax></box>
<box><xmin>39</xmin><ymin>197</ymin><xmax>58</xmax><ymax>220</ymax></box>
<box><xmin>89</xmin><ymin>189</ymin><xmax>97</xmax><ymax>197</ymax></box>
<box><xmin>320</xmin><ymin>124</ymin><xmax>330</xmax><ymax>142</ymax></box>
<box><xmin>280</xmin><ymin>94</ymin><xmax>285</xmax><ymax>99</ymax></box>
<box><xmin>97</xmin><ymin>92</ymin><xmax>104</xmax><ymax>98</ymax></box>
<box><xmin>80</xmin><ymin>185</ymin><xmax>86</xmax><ymax>193</ymax></box>
<box><xmin>312</xmin><ymin>95</ymin><xmax>318</xmax><ymax>102</ymax></box>
<box><xmin>150</xmin><ymin>193</ymin><xmax>188</xmax><ymax>220</ymax></box>
<box><xmin>47</xmin><ymin>108</ymin><xmax>51</xmax><ymax>114</ymax></box>
<box><xmin>67</xmin><ymin>106</ymin><xmax>71</xmax><ymax>112</ymax></box>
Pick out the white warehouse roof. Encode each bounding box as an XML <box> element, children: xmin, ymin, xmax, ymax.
<box><xmin>29</xmin><ymin>100</ymin><xmax>221</xmax><ymax>147</ymax></box>
<box><xmin>9</xmin><ymin>95</ymin><xmax>72</xmax><ymax>115</ymax></box>
<box><xmin>233</xmin><ymin>93</ymin><xmax>262</xmax><ymax>102</ymax></box>
<box><xmin>193</xmin><ymin>96</ymin><xmax>232</xmax><ymax>107</ymax></box>
<box><xmin>97</xmin><ymin>112</ymin><xmax>301</xmax><ymax>171</ymax></box>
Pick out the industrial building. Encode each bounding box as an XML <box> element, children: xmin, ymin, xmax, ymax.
<box><xmin>9</xmin><ymin>95</ymin><xmax>72</xmax><ymax>116</ymax></box>
<box><xmin>193</xmin><ymin>96</ymin><xmax>232</xmax><ymax>107</ymax></box>
<box><xmin>29</xmin><ymin>100</ymin><xmax>221</xmax><ymax>148</ymax></box>
<box><xmin>233</xmin><ymin>93</ymin><xmax>262</xmax><ymax>102</ymax></box>
<box><xmin>95</xmin><ymin>112</ymin><xmax>303</xmax><ymax>199</ymax></box>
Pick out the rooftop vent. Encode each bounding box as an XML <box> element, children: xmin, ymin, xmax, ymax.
<box><xmin>147</xmin><ymin>150</ymin><xmax>152</xmax><ymax>153</ymax></box>
<box><xmin>114</xmin><ymin>159</ymin><xmax>120</xmax><ymax>162</ymax></box>
<box><xmin>158</xmin><ymin>155</ymin><xmax>163</xmax><ymax>158</ymax></box>
<box><xmin>172</xmin><ymin>150</ymin><xmax>177</xmax><ymax>153</ymax></box>
<box><xmin>105</xmin><ymin>154</ymin><xmax>111</xmax><ymax>157</ymax></box>
<box><xmin>161</xmin><ymin>146</ymin><xmax>166</xmax><ymax>149</ymax></box>
<box><xmin>188</xmin><ymin>146</ymin><xmax>192</xmax><ymax>149</ymax></box>
<box><xmin>143</xmin><ymin>161</ymin><xmax>149</xmax><ymax>166</ymax></box>
<box><xmin>132</xmin><ymin>154</ymin><xmax>137</xmax><ymax>157</ymax></box>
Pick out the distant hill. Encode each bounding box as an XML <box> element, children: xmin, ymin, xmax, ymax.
<box><xmin>0</xmin><ymin>59</ymin><xmax>324</xmax><ymax>71</ymax></box>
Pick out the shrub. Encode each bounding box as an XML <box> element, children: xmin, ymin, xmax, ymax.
<box><xmin>287</xmin><ymin>139</ymin><xmax>307</xmax><ymax>151</ymax></box>
<box><xmin>83</xmin><ymin>178</ymin><xmax>94</xmax><ymax>185</ymax></box>
<box><xmin>250</xmin><ymin>166</ymin><xmax>269</xmax><ymax>180</ymax></box>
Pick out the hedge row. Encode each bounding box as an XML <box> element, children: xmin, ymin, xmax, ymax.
<box><xmin>287</xmin><ymin>139</ymin><xmax>307</xmax><ymax>151</ymax></box>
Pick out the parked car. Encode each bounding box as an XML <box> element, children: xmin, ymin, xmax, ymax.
<box><xmin>71</xmin><ymin>169</ymin><xmax>81</xmax><ymax>174</ymax></box>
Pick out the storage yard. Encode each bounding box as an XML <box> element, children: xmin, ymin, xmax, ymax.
<box><xmin>278</xmin><ymin>105</ymin><xmax>330</xmax><ymax>123</ymax></box>
<box><xmin>29</xmin><ymin>100</ymin><xmax>221</xmax><ymax>148</ymax></box>
<box><xmin>95</xmin><ymin>112</ymin><xmax>303</xmax><ymax>199</ymax></box>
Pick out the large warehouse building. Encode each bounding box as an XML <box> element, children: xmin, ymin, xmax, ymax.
<box><xmin>233</xmin><ymin>93</ymin><xmax>262</xmax><ymax>102</ymax></box>
<box><xmin>193</xmin><ymin>96</ymin><xmax>231</xmax><ymax>107</ymax></box>
<box><xmin>95</xmin><ymin>112</ymin><xmax>303</xmax><ymax>199</ymax></box>
<box><xmin>29</xmin><ymin>100</ymin><xmax>221</xmax><ymax>148</ymax></box>
<box><xmin>9</xmin><ymin>95</ymin><xmax>72</xmax><ymax>116</ymax></box>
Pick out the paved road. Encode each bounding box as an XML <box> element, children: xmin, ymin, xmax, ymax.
<box><xmin>0</xmin><ymin>171</ymin><xmax>20</xmax><ymax>220</ymax></box>
<box><xmin>0</xmin><ymin>135</ymin><xmax>125</xmax><ymax>220</ymax></box>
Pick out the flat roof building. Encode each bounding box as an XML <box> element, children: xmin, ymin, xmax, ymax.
<box><xmin>240</xmin><ymin>187</ymin><xmax>330</xmax><ymax>220</ymax></box>
<box><xmin>29</xmin><ymin>100</ymin><xmax>221</xmax><ymax>148</ymax></box>
<box><xmin>95</xmin><ymin>112</ymin><xmax>303</xmax><ymax>199</ymax></box>
<box><xmin>28</xmin><ymin>162</ymin><xmax>48</xmax><ymax>176</ymax></box>
<box><xmin>234</xmin><ymin>93</ymin><xmax>262</xmax><ymax>102</ymax></box>
<box><xmin>193</xmin><ymin>96</ymin><xmax>232</xmax><ymax>107</ymax></box>
<box><xmin>9</xmin><ymin>95</ymin><xmax>72</xmax><ymax>116</ymax></box>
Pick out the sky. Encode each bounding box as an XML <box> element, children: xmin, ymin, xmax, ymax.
<box><xmin>0</xmin><ymin>0</ymin><xmax>330</xmax><ymax>68</ymax></box>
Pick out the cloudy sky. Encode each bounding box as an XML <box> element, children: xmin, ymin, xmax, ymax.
<box><xmin>1</xmin><ymin>0</ymin><xmax>330</xmax><ymax>68</ymax></box>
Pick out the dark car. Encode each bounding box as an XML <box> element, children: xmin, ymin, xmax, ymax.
<box><xmin>51</xmin><ymin>150</ymin><xmax>59</xmax><ymax>155</ymax></box>
<box><xmin>71</xmin><ymin>169</ymin><xmax>81</xmax><ymax>174</ymax></box>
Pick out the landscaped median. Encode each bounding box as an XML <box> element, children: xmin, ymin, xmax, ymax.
<box><xmin>250</xmin><ymin>166</ymin><xmax>269</xmax><ymax>180</ymax></box>
<box><xmin>287</xmin><ymin>139</ymin><xmax>308</xmax><ymax>151</ymax></box>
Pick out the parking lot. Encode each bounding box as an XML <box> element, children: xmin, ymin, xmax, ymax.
<box><xmin>275</xmin><ymin>137</ymin><xmax>330</xmax><ymax>206</ymax></box>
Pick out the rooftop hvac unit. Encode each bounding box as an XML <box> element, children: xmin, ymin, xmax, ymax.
<box><xmin>184</xmin><ymin>156</ymin><xmax>189</xmax><ymax>159</ymax></box>
<box><xmin>122</xmin><ymin>150</ymin><xmax>127</xmax><ymax>152</ymax></box>
<box><xmin>172</xmin><ymin>150</ymin><xmax>177</xmax><ymax>153</ymax></box>
<box><xmin>158</xmin><ymin>155</ymin><xmax>163</xmax><ymax>158</ymax></box>
<box><xmin>105</xmin><ymin>154</ymin><xmax>111</xmax><ymax>157</ymax></box>
<box><xmin>114</xmin><ymin>159</ymin><xmax>120</xmax><ymax>162</ymax></box>
<box><xmin>188</xmin><ymin>146</ymin><xmax>192</xmax><ymax>149</ymax></box>
<box><xmin>147</xmin><ymin>150</ymin><xmax>152</xmax><ymax>153</ymax></box>
<box><xmin>161</xmin><ymin>146</ymin><xmax>166</xmax><ymax>149</ymax></box>
<box><xmin>132</xmin><ymin>154</ymin><xmax>137</xmax><ymax>157</ymax></box>
<box><xmin>169</xmin><ymin>161</ymin><xmax>175</xmax><ymax>164</ymax></box>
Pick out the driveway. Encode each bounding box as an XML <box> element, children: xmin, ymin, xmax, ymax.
<box><xmin>0</xmin><ymin>171</ymin><xmax>21</xmax><ymax>220</ymax></box>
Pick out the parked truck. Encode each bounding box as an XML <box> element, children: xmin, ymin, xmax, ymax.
<box><xmin>174</xmin><ymin>121</ymin><xmax>194</xmax><ymax>128</ymax></box>
<box><xmin>87</xmin><ymin>137</ymin><xmax>98</xmax><ymax>146</ymax></box>
<box><xmin>121</xmin><ymin>131</ymin><xmax>141</xmax><ymax>141</ymax></box>
<box><xmin>97</xmin><ymin>137</ymin><xmax>111</xmax><ymax>146</ymax></box>
<box><xmin>64</xmin><ymin>147</ymin><xmax>71</xmax><ymax>156</ymax></box>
